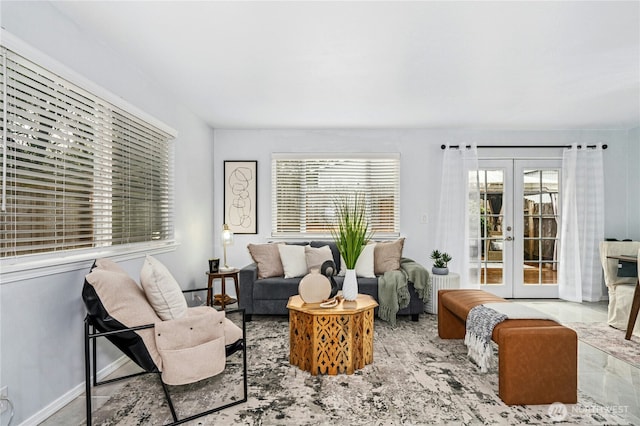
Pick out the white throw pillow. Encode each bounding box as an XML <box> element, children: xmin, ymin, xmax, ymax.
<box><xmin>339</xmin><ymin>243</ymin><xmax>377</xmax><ymax>278</ymax></box>
<box><xmin>355</xmin><ymin>243</ymin><xmax>376</xmax><ymax>278</ymax></box>
<box><xmin>278</xmin><ymin>244</ymin><xmax>308</xmax><ymax>278</ymax></box>
<box><xmin>140</xmin><ymin>255</ymin><xmax>187</xmax><ymax>321</ymax></box>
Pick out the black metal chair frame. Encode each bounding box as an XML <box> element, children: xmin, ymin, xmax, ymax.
<box><xmin>84</xmin><ymin>289</ymin><xmax>247</xmax><ymax>426</ymax></box>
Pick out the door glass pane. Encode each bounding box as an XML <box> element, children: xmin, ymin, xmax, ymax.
<box><xmin>479</xmin><ymin>169</ymin><xmax>504</xmax><ymax>285</ymax></box>
<box><xmin>522</xmin><ymin>169</ymin><xmax>559</xmax><ymax>285</ymax></box>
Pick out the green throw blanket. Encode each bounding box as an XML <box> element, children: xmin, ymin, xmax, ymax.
<box><xmin>377</xmin><ymin>258</ymin><xmax>431</xmax><ymax>326</ymax></box>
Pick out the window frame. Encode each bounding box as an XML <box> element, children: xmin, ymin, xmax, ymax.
<box><xmin>271</xmin><ymin>152</ymin><xmax>401</xmax><ymax>239</ymax></box>
<box><xmin>0</xmin><ymin>31</ymin><xmax>177</xmax><ymax>282</ymax></box>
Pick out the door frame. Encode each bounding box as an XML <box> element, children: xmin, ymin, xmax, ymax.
<box><xmin>478</xmin><ymin>159</ymin><xmax>561</xmax><ymax>299</ymax></box>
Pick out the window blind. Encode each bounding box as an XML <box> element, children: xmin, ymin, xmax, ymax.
<box><xmin>0</xmin><ymin>47</ymin><xmax>174</xmax><ymax>258</ymax></box>
<box><xmin>272</xmin><ymin>153</ymin><xmax>400</xmax><ymax>238</ymax></box>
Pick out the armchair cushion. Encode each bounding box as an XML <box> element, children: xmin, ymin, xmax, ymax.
<box><xmin>155</xmin><ymin>308</ymin><xmax>227</xmax><ymax>385</ymax></box>
<box><xmin>140</xmin><ymin>255</ymin><xmax>188</xmax><ymax>320</ymax></box>
<box><xmin>93</xmin><ymin>257</ymin><xmax>128</xmax><ymax>274</ymax></box>
<box><xmin>83</xmin><ymin>265</ymin><xmax>163</xmax><ymax>372</ymax></box>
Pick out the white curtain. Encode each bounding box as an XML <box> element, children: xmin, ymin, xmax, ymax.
<box><xmin>558</xmin><ymin>144</ymin><xmax>605</xmax><ymax>302</ymax></box>
<box><xmin>435</xmin><ymin>144</ymin><xmax>480</xmax><ymax>288</ymax></box>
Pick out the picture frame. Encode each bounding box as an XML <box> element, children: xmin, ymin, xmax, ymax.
<box><xmin>224</xmin><ymin>160</ymin><xmax>257</xmax><ymax>234</ymax></box>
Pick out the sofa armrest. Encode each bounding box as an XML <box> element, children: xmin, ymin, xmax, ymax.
<box><xmin>239</xmin><ymin>263</ymin><xmax>258</xmax><ymax>314</ymax></box>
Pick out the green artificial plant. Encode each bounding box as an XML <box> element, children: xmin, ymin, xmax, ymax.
<box><xmin>331</xmin><ymin>193</ymin><xmax>372</xmax><ymax>269</ymax></box>
<box><xmin>430</xmin><ymin>249</ymin><xmax>452</xmax><ymax>268</ymax></box>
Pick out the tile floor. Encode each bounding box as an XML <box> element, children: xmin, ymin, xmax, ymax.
<box><xmin>40</xmin><ymin>300</ymin><xmax>640</xmax><ymax>425</ymax></box>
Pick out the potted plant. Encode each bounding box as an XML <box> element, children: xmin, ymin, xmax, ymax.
<box><xmin>331</xmin><ymin>193</ymin><xmax>372</xmax><ymax>300</ymax></box>
<box><xmin>430</xmin><ymin>249</ymin><xmax>452</xmax><ymax>275</ymax></box>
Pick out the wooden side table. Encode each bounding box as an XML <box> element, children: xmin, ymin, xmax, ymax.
<box><xmin>287</xmin><ymin>294</ymin><xmax>378</xmax><ymax>375</ymax></box>
<box><xmin>205</xmin><ymin>269</ymin><xmax>240</xmax><ymax>310</ymax></box>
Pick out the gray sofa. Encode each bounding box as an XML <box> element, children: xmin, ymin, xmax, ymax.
<box><xmin>239</xmin><ymin>241</ymin><xmax>426</xmax><ymax>322</ymax></box>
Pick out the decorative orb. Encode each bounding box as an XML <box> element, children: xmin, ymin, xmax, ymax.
<box><xmin>298</xmin><ymin>269</ymin><xmax>332</xmax><ymax>303</ymax></box>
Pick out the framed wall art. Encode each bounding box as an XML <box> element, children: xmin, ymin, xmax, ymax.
<box><xmin>224</xmin><ymin>160</ymin><xmax>257</xmax><ymax>234</ymax></box>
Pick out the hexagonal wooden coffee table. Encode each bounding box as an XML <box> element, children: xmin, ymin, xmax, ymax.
<box><xmin>287</xmin><ymin>294</ymin><xmax>378</xmax><ymax>375</ymax></box>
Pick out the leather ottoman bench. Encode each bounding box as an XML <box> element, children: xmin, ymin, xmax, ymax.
<box><xmin>438</xmin><ymin>289</ymin><xmax>577</xmax><ymax>405</ymax></box>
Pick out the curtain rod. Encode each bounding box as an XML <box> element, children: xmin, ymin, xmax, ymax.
<box><xmin>441</xmin><ymin>144</ymin><xmax>607</xmax><ymax>150</ymax></box>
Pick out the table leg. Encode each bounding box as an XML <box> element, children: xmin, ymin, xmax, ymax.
<box><xmin>220</xmin><ymin>279</ymin><xmax>227</xmax><ymax>310</ymax></box>
<box><xmin>206</xmin><ymin>275</ymin><xmax>214</xmax><ymax>307</ymax></box>
<box><xmin>233</xmin><ymin>275</ymin><xmax>240</xmax><ymax>305</ymax></box>
<box><xmin>625</xmin><ymin>279</ymin><xmax>640</xmax><ymax>340</ymax></box>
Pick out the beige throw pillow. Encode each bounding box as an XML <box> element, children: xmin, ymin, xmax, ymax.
<box><xmin>140</xmin><ymin>255</ymin><xmax>187</xmax><ymax>321</ymax></box>
<box><xmin>374</xmin><ymin>237</ymin><xmax>405</xmax><ymax>275</ymax></box>
<box><xmin>93</xmin><ymin>258</ymin><xmax>128</xmax><ymax>274</ymax></box>
<box><xmin>247</xmin><ymin>243</ymin><xmax>284</xmax><ymax>278</ymax></box>
<box><xmin>305</xmin><ymin>245</ymin><xmax>333</xmax><ymax>272</ymax></box>
<box><xmin>277</xmin><ymin>244</ymin><xmax>308</xmax><ymax>278</ymax></box>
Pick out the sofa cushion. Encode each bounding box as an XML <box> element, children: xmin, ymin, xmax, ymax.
<box><xmin>305</xmin><ymin>244</ymin><xmax>334</xmax><ymax>272</ymax></box>
<box><xmin>278</xmin><ymin>244</ymin><xmax>308</xmax><ymax>278</ymax></box>
<box><xmin>253</xmin><ymin>277</ymin><xmax>304</xmax><ymax>300</ymax></box>
<box><xmin>253</xmin><ymin>275</ymin><xmax>379</xmax><ymax>301</ymax></box>
<box><xmin>247</xmin><ymin>242</ymin><xmax>284</xmax><ymax>278</ymax></box>
<box><xmin>374</xmin><ymin>238</ymin><xmax>405</xmax><ymax>275</ymax></box>
<box><xmin>310</xmin><ymin>241</ymin><xmax>342</xmax><ymax>271</ymax></box>
<box><xmin>140</xmin><ymin>255</ymin><xmax>188</xmax><ymax>321</ymax></box>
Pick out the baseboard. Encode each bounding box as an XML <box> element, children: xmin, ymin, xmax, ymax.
<box><xmin>18</xmin><ymin>355</ymin><xmax>129</xmax><ymax>426</ymax></box>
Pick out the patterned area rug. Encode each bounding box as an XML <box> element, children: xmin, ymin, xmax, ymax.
<box><xmin>88</xmin><ymin>315</ymin><xmax>632</xmax><ymax>425</ymax></box>
<box><xmin>564</xmin><ymin>322</ymin><xmax>640</xmax><ymax>368</ymax></box>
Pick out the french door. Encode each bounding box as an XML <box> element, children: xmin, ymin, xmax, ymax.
<box><xmin>478</xmin><ymin>159</ymin><xmax>561</xmax><ymax>298</ymax></box>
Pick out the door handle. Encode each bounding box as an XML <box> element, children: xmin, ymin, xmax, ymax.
<box><xmin>505</xmin><ymin>236</ymin><xmax>513</xmax><ymax>241</ymax></box>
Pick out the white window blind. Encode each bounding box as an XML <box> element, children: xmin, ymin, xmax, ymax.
<box><xmin>272</xmin><ymin>153</ymin><xmax>400</xmax><ymax>238</ymax></box>
<box><xmin>0</xmin><ymin>47</ymin><xmax>174</xmax><ymax>259</ymax></box>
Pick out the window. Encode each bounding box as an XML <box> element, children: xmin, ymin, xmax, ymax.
<box><xmin>272</xmin><ymin>153</ymin><xmax>400</xmax><ymax>238</ymax></box>
<box><xmin>0</xmin><ymin>46</ymin><xmax>175</xmax><ymax>259</ymax></box>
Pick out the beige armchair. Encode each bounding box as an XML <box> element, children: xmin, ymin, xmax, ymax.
<box><xmin>599</xmin><ymin>241</ymin><xmax>640</xmax><ymax>337</ymax></box>
<box><xmin>83</xmin><ymin>257</ymin><xmax>246</xmax><ymax>425</ymax></box>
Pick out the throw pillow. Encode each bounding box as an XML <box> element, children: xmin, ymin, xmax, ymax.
<box><xmin>278</xmin><ymin>244</ymin><xmax>308</xmax><ymax>278</ymax></box>
<box><xmin>340</xmin><ymin>243</ymin><xmax>376</xmax><ymax>278</ymax></box>
<box><xmin>247</xmin><ymin>243</ymin><xmax>284</xmax><ymax>278</ymax></box>
<box><xmin>305</xmin><ymin>245</ymin><xmax>334</xmax><ymax>272</ymax></box>
<box><xmin>374</xmin><ymin>237</ymin><xmax>405</xmax><ymax>275</ymax></box>
<box><xmin>92</xmin><ymin>258</ymin><xmax>128</xmax><ymax>274</ymax></box>
<box><xmin>355</xmin><ymin>243</ymin><xmax>376</xmax><ymax>278</ymax></box>
<box><xmin>140</xmin><ymin>255</ymin><xmax>188</xmax><ymax>321</ymax></box>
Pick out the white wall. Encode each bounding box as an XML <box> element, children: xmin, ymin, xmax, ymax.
<box><xmin>213</xmin><ymin>129</ymin><xmax>636</xmax><ymax>273</ymax></box>
<box><xmin>0</xmin><ymin>2</ymin><xmax>216</xmax><ymax>424</ymax></box>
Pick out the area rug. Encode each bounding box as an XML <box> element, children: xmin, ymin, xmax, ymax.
<box><xmin>564</xmin><ymin>322</ymin><xmax>640</xmax><ymax>368</ymax></box>
<box><xmin>88</xmin><ymin>315</ymin><xmax>633</xmax><ymax>425</ymax></box>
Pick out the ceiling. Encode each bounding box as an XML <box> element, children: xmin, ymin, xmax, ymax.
<box><xmin>50</xmin><ymin>1</ymin><xmax>640</xmax><ymax>130</ymax></box>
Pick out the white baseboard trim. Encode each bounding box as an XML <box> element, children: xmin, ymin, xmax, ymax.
<box><xmin>18</xmin><ymin>356</ymin><xmax>129</xmax><ymax>426</ymax></box>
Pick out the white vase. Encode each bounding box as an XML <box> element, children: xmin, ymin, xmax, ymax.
<box><xmin>342</xmin><ymin>269</ymin><xmax>358</xmax><ymax>301</ymax></box>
